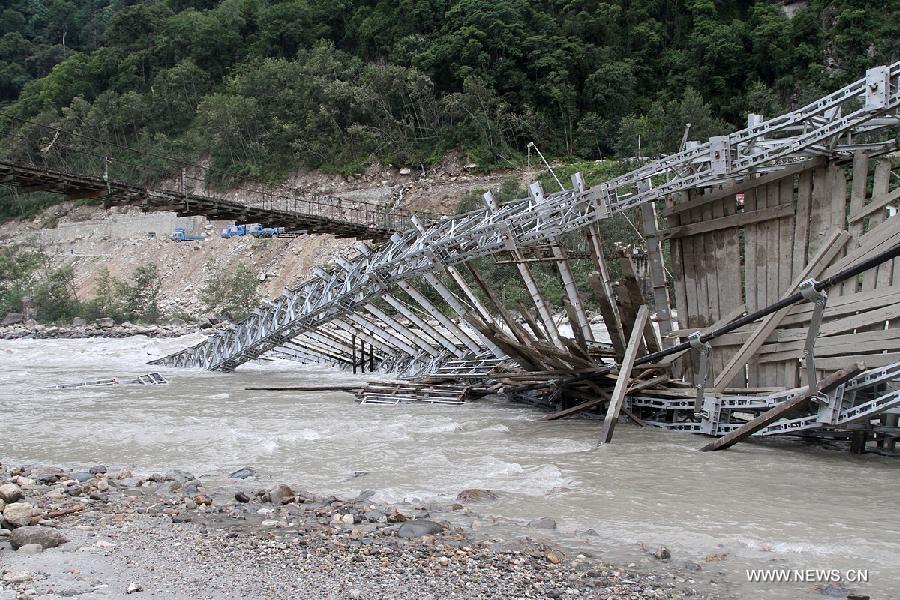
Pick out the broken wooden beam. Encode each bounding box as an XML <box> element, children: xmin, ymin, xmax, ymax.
<box><xmin>598</xmin><ymin>305</ymin><xmax>649</xmax><ymax>445</ymax></box>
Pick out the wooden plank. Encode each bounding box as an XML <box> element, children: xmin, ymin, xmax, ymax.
<box><xmin>809</xmin><ymin>166</ymin><xmax>833</xmax><ymax>259</ymax></box>
<box><xmin>870</xmin><ymin>161</ymin><xmax>894</xmax><ymax>290</ymax></box>
<box><xmin>792</xmin><ymin>169</ymin><xmax>813</xmax><ymax>277</ymax></box>
<box><xmin>720</xmin><ymin>195</ymin><xmax>743</xmax><ymax>313</ymax></box>
<box><xmin>589</xmin><ymin>273</ymin><xmax>627</xmax><ymax>360</ymax></box>
<box><xmin>663</xmin><ymin>157</ymin><xmax>825</xmax><ymax>216</ymax></box>
<box><xmin>667</xmin><ymin>193</ymin><xmax>689</xmax><ymax>328</ymax></box>
<box><xmin>700</xmin><ymin>364</ymin><xmax>864</xmax><ymax>451</ymax></box>
<box><xmin>694</xmin><ymin>203</ymin><xmax>711</xmax><ymax>328</ymax></box>
<box><xmin>515</xmin><ymin>299</ymin><xmax>548</xmax><ymax>341</ymax></box>
<box><xmin>815</xmin><ymin>353</ymin><xmax>900</xmax><ymax>371</ymax></box>
<box><xmin>820</xmin><ymin>209</ymin><xmax>900</xmax><ymax>279</ymax></box>
<box><xmin>830</xmin><ymin>165</ymin><xmax>849</xmax><ymax>244</ymax></box>
<box><xmin>681</xmin><ymin>192</ymin><xmax>701</xmax><ymax>329</ymax></box>
<box><xmin>702</xmin><ymin>197</ymin><xmax>720</xmax><ymax>328</ymax></box>
<box><xmin>598</xmin><ymin>305</ymin><xmax>649</xmax><ymax>445</ymax></box>
<box><xmin>708</xmin><ymin>196</ymin><xmax>726</xmax><ymax>381</ymax></box>
<box><xmin>778</xmin><ymin>176</ymin><xmax>797</xmax><ymax>387</ymax></box>
<box><xmin>761</xmin><ymin>181</ymin><xmax>780</xmax><ymax>386</ymax></box>
<box><xmin>743</xmin><ymin>185</ymin><xmax>760</xmax><ymax>387</ymax></box>
<box><xmin>847</xmin><ymin>151</ymin><xmax>869</xmax><ymax>246</ymax></box>
<box><xmin>758</xmin><ymin>327</ymin><xmax>900</xmax><ymax>359</ymax></box>
<box><xmin>860</xmin><ymin>185</ymin><xmax>883</xmax><ymax>291</ymax></box>
<box><xmin>781</xmin><ymin>285</ymin><xmax>900</xmax><ymax>326</ymax></box>
<box><xmin>711</xmin><ymin>229</ymin><xmax>850</xmax><ymax>392</ymax></box>
<box><xmin>848</xmin><ymin>185</ymin><xmax>900</xmax><ymax>224</ymax></box>
<box><xmin>617</xmin><ymin>251</ymin><xmax>661</xmax><ymax>353</ymax></box>
<box><xmin>667</xmin><ymin>193</ymin><xmax>689</xmax><ymax>380</ymax></box>
<box><xmin>661</xmin><ymin>203</ymin><xmax>794</xmax><ymax>240</ymax></box>
<box><xmin>639</xmin><ymin>200</ymin><xmax>674</xmax><ymax>343</ymax></box>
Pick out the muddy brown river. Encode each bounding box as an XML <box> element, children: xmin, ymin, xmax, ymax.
<box><xmin>2</xmin><ymin>336</ymin><xmax>898</xmax><ymax>598</ymax></box>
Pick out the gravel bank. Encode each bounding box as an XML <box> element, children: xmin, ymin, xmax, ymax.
<box><xmin>0</xmin><ymin>463</ymin><xmax>719</xmax><ymax>599</ymax></box>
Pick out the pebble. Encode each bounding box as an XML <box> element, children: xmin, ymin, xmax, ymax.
<box><xmin>0</xmin><ymin>463</ymin><xmax>703</xmax><ymax>599</ymax></box>
<box><xmin>17</xmin><ymin>543</ymin><xmax>43</xmax><ymax>554</ymax></box>
<box><xmin>0</xmin><ymin>483</ymin><xmax>22</xmax><ymax>503</ymax></box>
<box><xmin>193</xmin><ymin>494</ymin><xmax>213</xmax><ymax>506</ymax></box>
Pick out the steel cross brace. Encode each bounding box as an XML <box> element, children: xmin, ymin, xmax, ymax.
<box><xmin>689</xmin><ymin>331</ymin><xmax>712</xmax><ymax>416</ymax></box>
<box><xmin>798</xmin><ymin>279</ymin><xmax>828</xmax><ymax>393</ymax></box>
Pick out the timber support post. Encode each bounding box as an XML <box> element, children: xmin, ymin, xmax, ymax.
<box><xmin>598</xmin><ymin>305</ymin><xmax>650</xmax><ymax>446</ymax></box>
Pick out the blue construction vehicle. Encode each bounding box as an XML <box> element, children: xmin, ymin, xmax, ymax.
<box><xmin>170</xmin><ymin>227</ymin><xmax>206</xmax><ymax>242</ymax></box>
<box><xmin>248</xmin><ymin>224</ymin><xmax>286</xmax><ymax>238</ymax></box>
<box><xmin>221</xmin><ymin>224</ymin><xmax>248</xmax><ymax>238</ymax></box>
<box><xmin>221</xmin><ymin>223</ymin><xmax>288</xmax><ymax>238</ymax></box>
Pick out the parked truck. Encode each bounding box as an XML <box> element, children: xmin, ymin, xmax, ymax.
<box><xmin>170</xmin><ymin>227</ymin><xmax>206</xmax><ymax>242</ymax></box>
<box><xmin>221</xmin><ymin>224</ymin><xmax>286</xmax><ymax>238</ymax></box>
<box><xmin>221</xmin><ymin>224</ymin><xmax>248</xmax><ymax>238</ymax></box>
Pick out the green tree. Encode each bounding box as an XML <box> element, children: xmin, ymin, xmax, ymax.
<box><xmin>119</xmin><ymin>265</ymin><xmax>161</xmax><ymax>323</ymax></box>
<box><xmin>201</xmin><ymin>261</ymin><xmax>259</xmax><ymax>322</ymax></box>
<box><xmin>0</xmin><ymin>244</ymin><xmax>41</xmax><ymax>316</ymax></box>
<box><xmin>32</xmin><ymin>263</ymin><xmax>80</xmax><ymax>323</ymax></box>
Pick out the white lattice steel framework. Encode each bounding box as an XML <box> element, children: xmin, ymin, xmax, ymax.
<box><xmin>152</xmin><ymin>62</ymin><xmax>900</xmax><ymax>373</ymax></box>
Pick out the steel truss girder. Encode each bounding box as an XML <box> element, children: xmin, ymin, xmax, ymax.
<box><xmin>152</xmin><ymin>62</ymin><xmax>900</xmax><ymax>372</ymax></box>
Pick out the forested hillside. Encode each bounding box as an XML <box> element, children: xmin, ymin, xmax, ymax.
<box><xmin>0</xmin><ymin>0</ymin><xmax>896</xmax><ymax>188</ymax></box>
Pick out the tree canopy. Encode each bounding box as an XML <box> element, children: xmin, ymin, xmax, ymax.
<box><xmin>0</xmin><ymin>0</ymin><xmax>895</xmax><ymax>185</ymax></box>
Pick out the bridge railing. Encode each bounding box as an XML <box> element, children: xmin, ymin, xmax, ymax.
<box><xmin>0</xmin><ymin>114</ymin><xmax>434</xmax><ymax>232</ymax></box>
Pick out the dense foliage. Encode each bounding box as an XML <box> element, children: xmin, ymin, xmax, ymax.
<box><xmin>0</xmin><ymin>0</ymin><xmax>896</xmax><ymax>189</ymax></box>
<box><xmin>0</xmin><ymin>244</ymin><xmax>165</xmax><ymax>324</ymax></box>
<box><xmin>201</xmin><ymin>260</ymin><xmax>260</xmax><ymax>321</ymax></box>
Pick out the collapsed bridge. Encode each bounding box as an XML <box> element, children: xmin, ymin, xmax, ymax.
<box><xmin>49</xmin><ymin>64</ymin><xmax>900</xmax><ymax>451</ymax></box>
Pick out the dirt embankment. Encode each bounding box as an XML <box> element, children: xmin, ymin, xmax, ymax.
<box><xmin>0</xmin><ymin>159</ymin><xmax>541</xmax><ymax>320</ymax></box>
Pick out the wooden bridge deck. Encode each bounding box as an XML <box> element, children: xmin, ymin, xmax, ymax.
<box><xmin>0</xmin><ymin>159</ymin><xmax>401</xmax><ymax>241</ymax></box>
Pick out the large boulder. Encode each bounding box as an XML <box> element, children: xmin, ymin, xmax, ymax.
<box><xmin>0</xmin><ymin>483</ymin><xmax>22</xmax><ymax>503</ymax></box>
<box><xmin>95</xmin><ymin>317</ymin><xmax>115</xmax><ymax>328</ymax></box>
<box><xmin>2</xmin><ymin>502</ymin><xmax>34</xmax><ymax>528</ymax></box>
<box><xmin>2</xmin><ymin>313</ymin><xmax>24</xmax><ymax>326</ymax></box>
<box><xmin>269</xmin><ymin>484</ymin><xmax>294</xmax><ymax>505</ymax></box>
<box><xmin>397</xmin><ymin>520</ymin><xmax>443</xmax><ymax>538</ymax></box>
<box><xmin>9</xmin><ymin>526</ymin><xmax>68</xmax><ymax>550</ymax></box>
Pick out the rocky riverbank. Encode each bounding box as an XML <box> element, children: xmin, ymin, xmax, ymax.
<box><xmin>0</xmin><ymin>319</ymin><xmax>212</xmax><ymax>340</ymax></box>
<box><xmin>0</xmin><ymin>463</ymin><xmax>716</xmax><ymax>599</ymax></box>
